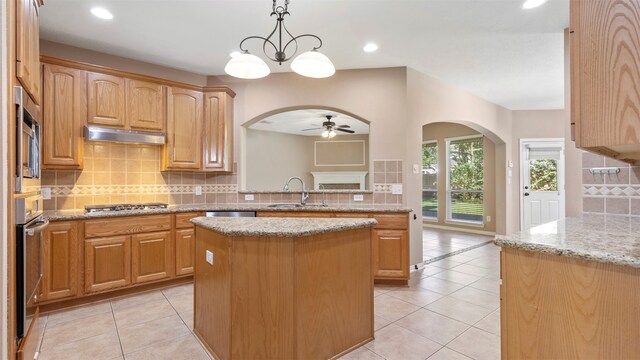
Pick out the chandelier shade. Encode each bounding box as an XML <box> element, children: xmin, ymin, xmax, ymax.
<box><xmin>225</xmin><ymin>0</ymin><xmax>334</xmax><ymax>79</ymax></box>
<box><xmin>224</xmin><ymin>52</ymin><xmax>271</xmax><ymax>79</ymax></box>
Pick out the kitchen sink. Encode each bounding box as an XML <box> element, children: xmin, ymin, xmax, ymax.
<box><xmin>267</xmin><ymin>203</ymin><xmax>303</xmax><ymax>209</ymax></box>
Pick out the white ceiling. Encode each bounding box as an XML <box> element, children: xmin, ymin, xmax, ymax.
<box><xmin>249</xmin><ymin>109</ymin><xmax>369</xmax><ymax>136</ymax></box>
<box><xmin>39</xmin><ymin>0</ymin><xmax>569</xmax><ymax>110</ymax></box>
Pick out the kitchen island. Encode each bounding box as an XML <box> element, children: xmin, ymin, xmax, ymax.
<box><xmin>190</xmin><ymin>216</ymin><xmax>378</xmax><ymax>360</ymax></box>
<box><xmin>494</xmin><ymin>214</ymin><xmax>640</xmax><ymax>359</ymax></box>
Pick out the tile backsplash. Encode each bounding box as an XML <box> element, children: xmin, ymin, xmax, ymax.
<box><xmin>42</xmin><ymin>143</ymin><xmax>403</xmax><ymax>211</ymax></box>
<box><xmin>582</xmin><ymin>151</ymin><xmax>640</xmax><ymax>215</ymax></box>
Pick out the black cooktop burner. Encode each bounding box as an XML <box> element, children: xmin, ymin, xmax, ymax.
<box><xmin>85</xmin><ymin>203</ymin><xmax>169</xmax><ymax>213</ymax></box>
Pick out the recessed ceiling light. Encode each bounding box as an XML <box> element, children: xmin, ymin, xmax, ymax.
<box><xmin>229</xmin><ymin>51</ymin><xmax>241</xmax><ymax>58</ymax></box>
<box><xmin>522</xmin><ymin>0</ymin><xmax>547</xmax><ymax>9</ymax></box>
<box><xmin>90</xmin><ymin>7</ymin><xmax>113</xmax><ymax>20</ymax></box>
<box><xmin>363</xmin><ymin>43</ymin><xmax>379</xmax><ymax>53</ymax></box>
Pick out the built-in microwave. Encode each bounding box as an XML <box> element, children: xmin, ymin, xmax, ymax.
<box><xmin>15</xmin><ymin>86</ymin><xmax>41</xmax><ymax>194</ymax></box>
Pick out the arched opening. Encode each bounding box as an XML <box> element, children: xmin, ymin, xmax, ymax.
<box><xmin>241</xmin><ymin>107</ymin><xmax>371</xmax><ymax>192</ymax></box>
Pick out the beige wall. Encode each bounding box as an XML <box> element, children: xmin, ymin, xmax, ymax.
<box><xmin>40</xmin><ymin>40</ymin><xmax>208</xmax><ymax>86</ymax></box>
<box><xmin>422</xmin><ymin>123</ymin><xmax>497</xmax><ymax>233</ymax></box>
<box><xmin>245</xmin><ymin>129</ymin><xmax>311</xmax><ymax>190</ymax></box>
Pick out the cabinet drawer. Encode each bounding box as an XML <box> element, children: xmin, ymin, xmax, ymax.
<box><xmin>372</xmin><ymin>214</ymin><xmax>408</xmax><ymax>230</ymax></box>
<box><xmin>175</xmin><ymin>212</ymin><xmax>202</xmax><ymax>229</ymax></box>
<box><xmin>334</xmin><ymin>213</ymin><xmax>371</xmax><ymax>218</ymax></box>
<box><xmin>85</xmin><ymin>215</ymin><xmax>171</xmax><ymax>238</ymax></box>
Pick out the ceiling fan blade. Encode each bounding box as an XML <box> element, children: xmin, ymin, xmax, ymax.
<box><xmin>337</xmin><ymin>125</ymin><xmax>351</xmax><ymax>128</ymax></box>
<box><xmin>336</xmin><ymin>128</ymin><xmax>355</xmax><ymax>134</ymax></box>
<box><xmin>302</xmin><ymin>127</ymin><xmax>323</xmax><ymax>131</ymax></box>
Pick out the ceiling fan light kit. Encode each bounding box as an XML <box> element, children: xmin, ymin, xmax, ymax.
<box><xmin>225</xmin><ymin>0</ymin><xmax>335</xmax><ymax>79</ymax></box>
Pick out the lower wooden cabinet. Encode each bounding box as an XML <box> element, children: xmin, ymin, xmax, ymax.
<box><xmin>42</xmin><ymin>221</ymin><xmax>80</xmax><ymax>301</ymax></box>
<box><xmin>85</xmin><ymin>236</ymin><xmax>132</xmax><ymax>293</ymax></box>
<box><xmin>175</xmin><ymin>229</ymin><xmax>195</xmax><ymax>276</ymax></box>
<box><xmin>372</xmin><ymin>229</ymin><xmax>409</xmax><ymax>280</ymax></box>
<box><xmin>132</xmin><ymin>231</ymin><xmax>172</xmax><ymax>284</ymax></box>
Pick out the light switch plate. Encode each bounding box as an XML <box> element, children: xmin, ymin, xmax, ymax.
<box><xmin>486</xmin><ymin>215</ymin><xmax>492</xmax><ymax>222</ymax></box>
<box><xmin>206</xmin><ymin>250</ymin><xmax>214</xmax><ymax>265</ymax></box>
<box><xmin>413</xmin><ymin>164</ymin><xmax>420</xmax><ymax>174</ymax></box>
<box><xmin>195</xmin><ymin>185</ymin><xmax>202</xmax><ymax>196</ymax></box>
<box><xmin>244</xmin><ymin>194</ymin><xmax>254</xmax><ymax>201</ymax></box>
<box><xmin>353</xmin><ymin>194</ymin><xmax>364</xmax><ymax>202</ymax></box>
<box><xmin>41</xmin><ymin>187</ymin><xmax>51</xmax><ymax>200</ymax></box>
<box><xmin>391</xmin><ymin>184</ymin><xmax>403</xmax><ymax>195</ymax></box>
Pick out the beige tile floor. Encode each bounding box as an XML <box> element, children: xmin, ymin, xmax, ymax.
<box><xmin>423</xmin><ymin>228</ymin><xmax>493</xmax><ymax>262</ymax></box>
<box><xmin>37</xmin><ymin>242</ymin><xmax>500</xmax><ymax>360</ymax></box>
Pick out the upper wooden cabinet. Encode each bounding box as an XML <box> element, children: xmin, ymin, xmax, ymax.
<box><xmin>16</xmin><ymin>0</ymin><xmax>41</xmax><ymax>105</ymax></box>
<box><xmin>42</xmin><ymin>64</ymin><xmax>86</xmax><ymax>169</ymax></box>
<box><xmin>41</xmin><ymin>221</ymin><xmax>80</xmax><ymax>302</ymax></box>
<box><xmin>570</xmin><ymin>0</ymin><xmax>640</xmax><ymax>163</ymax></box>
<box><xmin>87</xmin><ymin>72</ymin><xmax>126</xmax><ymax>127</ymax></box>
<box><xmin>203</xmin><ymin>90</ymin><xmax>234</xmax><ymax>172</ymax></box>
<box><xmin>126</xmin><ymin>79</ymin><xmax>166</xmax><ymax>131</ymax></box>
<box><xmin>164</xmin><ymin>87</ymin><xmax>203</xmax><ymax>170</ymax></box>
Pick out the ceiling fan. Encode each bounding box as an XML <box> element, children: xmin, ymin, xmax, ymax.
<box><xmin>302</xmin><ymin>115</ymin><xmax>355</xmax><ymax>138</ymax></box>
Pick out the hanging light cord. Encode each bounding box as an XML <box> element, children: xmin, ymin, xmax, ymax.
<box><xmin>238</xmin><ymin>0</ymin><xmax>323</xmax><ymax>65</ymax></box>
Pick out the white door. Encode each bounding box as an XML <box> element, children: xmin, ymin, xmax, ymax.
<box><xmin>521</xmin><ymin>140</ymin><xmax>565</xmax><ymax>231</ymax></box>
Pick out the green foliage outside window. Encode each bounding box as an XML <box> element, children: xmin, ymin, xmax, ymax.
<box><xmin>529</xmin><ymin>159</ymin><xmax>558</xmax><ymax>191</ymax></box>
<box><xmin>449</xmin><ymin>138</ymin><xmax>484</xmax><ymax>203</ymax></box>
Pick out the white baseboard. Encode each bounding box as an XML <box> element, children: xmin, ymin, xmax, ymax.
<box><xmin>423</xmin><ymin>223</ymin><xmax>496</xmax><ymax>236</ymax></box>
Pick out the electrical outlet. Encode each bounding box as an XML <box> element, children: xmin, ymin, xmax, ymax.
<box><xmin>195</xmin><ymin>186</ymin><xmax>202</xmax><ymax>196</ymax></box>
<box><xmin>206</xmin><ymin>250</ymin><xmax>214</xmax><ymax>265</ymax></box>
<box><xmin>486</xmin><ymin>215</ymin><xmax>492</xmax><ymax>222</ymax></box>
<box><xmin>353</xmin><ymin>194</ymin><xmax>364</xmax><ymax>202</ymax></box>
<box><xmin>41</xmin><ymin>187</ymin><xmax>51</xmax><ymax>200</ymax></box>
<box><xmin>391</xmin><ymin>184</ymin><xmax>403</xmax><ymax>195</ymax></box>
<box><xmin>244</xmin><ymin>194</ymin><xmax>254</xmax><ymax>201</ymax></box>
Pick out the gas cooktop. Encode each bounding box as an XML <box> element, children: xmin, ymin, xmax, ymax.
<box><xmin>85</xmin><ymin>203</ymin><xmax>169</xmax><ymax>213</ymax></box>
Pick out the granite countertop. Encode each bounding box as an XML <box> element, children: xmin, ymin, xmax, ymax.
<box><xmin>43</xmin><ymin>204</ymin><xmax>412</xmax><ymax>221</ymax></box>
<box><xmin>494</xmin><ymin>213</ymin><xmax>640</xmax><ymax>268</ymax></box>
<box><xmin>190</xmin><ymin>216</ymin><xmax>378</xmax><ymax>237</ymax></box>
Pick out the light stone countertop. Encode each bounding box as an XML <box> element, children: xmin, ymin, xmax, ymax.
<box><xmin>43</xmin><ymin>204</ymin><xmax>412</xmax><ymax>221</ymax></box>
<box><xmin>190</xmin><ymin>216</ymin><xmax>378</xmax><ymax>237</ymax></box>
<box><xmin>494</xmin><ymin>213</ymin><xmax>640</xmax><ymax>268</ymax></box>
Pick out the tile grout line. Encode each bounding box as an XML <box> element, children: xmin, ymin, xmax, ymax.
<box><xmin>423</xmin><ymin>241</ymin><xmax>494</xmax><ymax>265</ymax></box>
<box><xmin>110</xmin><ymin>301</ymin><xmax>126</xmax><ymax>359</ymax></box>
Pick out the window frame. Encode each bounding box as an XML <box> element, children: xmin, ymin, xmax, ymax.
<box><xmin>421</xmin><ymin>140</ymin><xmax>438</xmax><ymax>221</ymax></box>
<box><xmin>445</xmin><ymin>134</ymin><xmax>485</xmax><ymax>226</ymax></box>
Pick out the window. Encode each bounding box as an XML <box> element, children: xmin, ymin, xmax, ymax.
<box><xmin>422</xmin><ymin>142</ymin><xmax>438</xmax><ymax>219</ymax></box>
<box><xmin>446</xmin><ymin>136</ymin><xmax>484</xmax><ymax>224</ymax></box>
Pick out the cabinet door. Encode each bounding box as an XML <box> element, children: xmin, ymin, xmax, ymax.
<box><xmin>165</xmin><ymin>87</ymin><xmax>203</xmax><ymax>170</ymax></box>
<box><xmin>87</xmin><ymin>72</ymin><xmax>126</xmax><ymax>127</ymax></box>
<box><xmin>85</xmin><ymin>236</ymin><xmax>131</xmax><ymax>293</ymax></box>
<box><xmin>126</xmin><ymin>79</ymin><xmax>165</xmax><ymax>131</ymax></box>
<box><xmin>175</xmin><ymin>229</ymin><xmax>194</xmax><ymax>276</ymax></box>
<box><xmin>372</xmin><ymin>229</ymin><xmax>409</xmax><ymax>279</ymax></box>
<box><xmin>203</xmin><ymin>91</ymin><xmax>233</xmax><ymax>172</ymax></box>
<box><xmin>131</xmin><ymin>231</ymin><xmax>172</xmax><ymax>284</ymax></box>
<box><xmin>16</xmin><ymin>0</ymin><xmax>41</xmax><ymax>105</ymax></box>
<box><xmin>42</xmin><ymin>221</ymin><xmax>80</xmax><ymax>301</ymax></box>
<box><xmin>42</xmin><ymin>64</ymin><xmax>86</xmax><ymax>169</ymax></box>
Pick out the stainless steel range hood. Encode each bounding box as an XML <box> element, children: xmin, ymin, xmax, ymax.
<box><xmin>84</xmin><ymin>126</ymin><xmax>166</xmax><ymax>145</ymax></box>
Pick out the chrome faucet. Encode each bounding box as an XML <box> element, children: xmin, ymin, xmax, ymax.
<box><xmin>319</xmin><ymin>184</ymin><xmax>328</xmax><ymax>207</ymax></box>
<box><xmin>283</xmin><ymin>176</ymin><xmax>309</xmax><ymax>205</ymax></box>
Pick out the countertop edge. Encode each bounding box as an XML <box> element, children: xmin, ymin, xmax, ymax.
<box><xmin>493</xmin><ymin>235</ymin><xmax>640</xmax><ymax>269</ymax></box>
<box><xmin>191</xmin><ymin>217</ymin><xmax>379</xmax><ymax>237</ymax></box>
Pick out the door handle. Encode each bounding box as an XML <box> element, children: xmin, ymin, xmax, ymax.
<box><xmin>524</xmin><ymin>192</ymin><xmax>530</xmax><ymax>197</ymax></box>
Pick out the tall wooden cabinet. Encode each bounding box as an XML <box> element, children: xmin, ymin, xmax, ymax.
<box><xmin>16</xmin><ymin>0</ymin><xmax>41</xmax><ymax>105</ymax></box>
<box><xmin>164</xmin><ymin>87</ymin><xmax>203</xmax><ymax>170</ymax></box>
<box><xmin>203</xmin><ymin>90</ymin><xmax>234</xmax><ymax>172</ymax></box>
<box><xmin>41</xmin><ymin>221</ymin><xmax>80</xmax><ymax>301</ymax></box>
<box><xmin>570</xmin><ymin>0</ymin><xmax>640</xmax><ymax>163</ymax></box>
<box><xmin>42</xmin><ymin>64</ymin><xmax>86</xmax><ymax>169</ymax></box>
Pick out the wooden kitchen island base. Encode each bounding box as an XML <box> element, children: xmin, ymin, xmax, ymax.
<box><xmin>192</xmin><ymin>219</ymin><xmax>375</xmax><ymax>360</ymax></box>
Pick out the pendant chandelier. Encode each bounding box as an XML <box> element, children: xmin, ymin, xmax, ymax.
<box><xmin>224</xmin><ymin>0</ymin><xmax>335</xmax><ymax>79</ymax></box>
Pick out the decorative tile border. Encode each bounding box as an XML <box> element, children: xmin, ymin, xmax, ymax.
<box><xmin>582</xmin><ymin>185</ymin><xmax>640</xmax><ymax>198</ymax></box>
<box><xmin>48</xmin><ymin>184</ymin><xmax>239</xmax><ymax>197</ymax></box>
